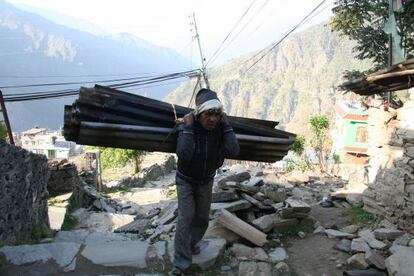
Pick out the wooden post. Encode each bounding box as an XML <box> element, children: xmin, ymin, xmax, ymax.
<box><xmin>95</xmin><ymin>150</ymin><xmax>103</xmax><ymax>191</ymax></box>
<box><xmin>0</xmin><ymin>90</ymin><xmax>14</xmax><ymax>144</ymax></box>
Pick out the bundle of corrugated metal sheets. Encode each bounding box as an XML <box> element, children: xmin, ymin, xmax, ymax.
<box><xmin>63</xmin><ymin>85</ymin><xmax>296</xmax><ymax>162</ymax></box>
<box><xmin>340</xmin><ymin>58</ymin><xmax>414</xmax><ymax>95</ymax></box>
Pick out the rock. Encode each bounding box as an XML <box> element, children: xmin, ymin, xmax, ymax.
<box><xmin>347</xmin><ymin>253</ymin><xmax>369</xmax><ymax>269</ymax></box>
<box><xmin>325</xmin><ymin>229</ymin><xmax>356</xmax><ymax>239</ymax></box>
<box><xmin>0</xmin><ymin>242</ymin><xmax>80</xmax><ymax>270</ymax></box>
<box><xmin>204</xmin><ymin>219</ymin><xmax>240</xmax><ymax>243</ymax></box>
<box><xmin>298</xmin><ymin>231</ymin><xmax>306</xmax><ymax>239</ymax></box>
<box><xmin>385</xmin><ymin>246</ymin><xmax>414</xmax><ymax>276</ymax></box>
<box><xmin>365</xmin><ymin>249</ymin><xmax>386</xmax><ymax>270</ymax></box>
<box><xmin>210</xmin><ymin>199</ymin><xmax>252</xmax><ymax>213</ymax></box>
<box><xmin>272</xmin><ymin>218</ymin><xmax>299</xmax><ymax>233</ymax></box>
<box><xmin>351</xmin><ymin>238</ymin><xmax>371</xmax><ymax>253</ymax></box>
<box><xmin>54</xmin><ymin>230</ymin><xmax>89</xmax><ymax>243</ymax></box>
<box><xmin>393</xmin><ymin>233</ymin><xmax>413</xmax><ymax>246</ymax></box>
<box><xmin>153</xmin><ymin>201</ymin><xmax>178</xmax><ymax>226</ymax></box>
<box><xmin>81</xmin><ymin>240</ymin><xmax>149</xmax><ymax>268</ymax></box>
<box><xmin>388</xmin><ymin>244</ymin><xmax>410</xmax><ymax>254</ymax></box>
<box><xmin>359</xmin><ymin>229</ymin><xmax>387</xmax><ymax>250</ymax></box>
<box><xmin>230</xmin><ymin>243</ymin><xmax>269</xmax><ymax>262</ymax></box>
<box><xmin>409</xmin><ymin>239</ymin><xmax>414</xmax><ymax>247</ymax></box>
<box><xmin>217</xmin><ymin>171</ymin><xmax>251</xmax><ymax>187</ymax></box>
<box><xmin>252</xmin><ymin>214</ymin><xmax>282</xmax><ymax>232</ymax></box>
<box><xmin>84</xmin><ymin>231</ymin><xmax>131</xmax><ymax>245</ymax></box>
<box><xmin>374</xmin><ymin>228</ymin><xmax>405</xmax><ymax>241</ymax></box>
<box><xmin>114</xmin><ymin>218</ymin><xmax>151</xmax><ymax>234</ymax></box>
<box><xmin>280</xmin><ymin>208</ymin><xmax>309</xmax><ymax>219</ymax></box>
<box><xmin>245</xmin><ymin>177</ymin><xmax>264</xmax><ymax>187</ymax></box>
<box><xmin>340</xmin><ymin>225</ymin><xmax>359</xmax><ymax>235</ymax></box>
<box><xmin>238</xmin><ymin>261</ymin><xmax>272</xmax><ymax>276</ymax></box>
<box><xmin>269</xmin><ymin>247</ymin><xmax>288</xmax><ymax>263</ymax></box>
<box><xmin>192</xmin><ymin>239</ymin><xmax>227</xmax><ymax>270</ymax></box>
<box><xmin>274</xmin><ymin>261</ymin><xmax>290</xmax><ymax>275</ymax></box>
<box><xmin>262</xmin><ymin>185</ymin><xmax>287</xmax><ymax>202</ymax></box>
<box><xmin>272</xmin><ymin>202</ymin><xmax>284</xmax><ymax>210</ymax></box>
<box><xmin>221</xmin><ymin>265</ymin><xmax>232</xmax><ymax>271</ymax></box>
<box><xmin>212</xmin><ymin>191</ymin><xmax>239</xmax><ymax>203</ymax></box>
<box><xmin>78</xmin><ymin>212</ymin><xmax>135</xmax><ymax>232</ymax></box>
<box><xmin>313</xmin><ymin>226</ymin><xmax>326</xmax><ymax>235</ymax></box>
<box><xmin>285</xmin><ymin>198</ymin><xmax>311</xmax><ymax>213</ymax></box>
<box><xmin>145</xmin><ymin>241</ymin><xmax>168</xmax><ymax>271</ymax></box>
<box><xmin>334</xmin><ymin>239</ymin><xmax>352</xmax><ymax>253</ymax></box>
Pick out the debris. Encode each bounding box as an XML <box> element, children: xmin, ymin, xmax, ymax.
<box><xmin>217</xmin><ymin>209</ymin><xmax>268</xmax><ymax>247</ymax></box>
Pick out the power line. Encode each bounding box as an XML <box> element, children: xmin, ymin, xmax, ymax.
<box><xmin>244</xmin><ymin>0</ymin><xmax>327</xmax><ymax>72</ymax></box>
<box><xmin>205</xmin><ymin>0</ymin><xmax>257</xmax><ymax>66</ymax></box>
<box><xmin>3</xmin><ymin>70</ymin><xmax>199</xmax><ymax>102</ymax></box>
<box><xmin>207</xmin><ymin>0</ymin><xmax>271</xmax><ymax>67</ymax></box>
<box><xmin>0</xmin><ymin>69</ymin><xmax>199</xmax><ymax>89</ymax></box>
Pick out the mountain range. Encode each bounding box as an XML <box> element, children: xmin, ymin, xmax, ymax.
<box><xmin>165</xmin><ymin>23</ymin><xmax>371</xmax><ymax>136</ymax></box>
<box><xmin>0</xmin><ymin>0</ymin><xmax>191</xmax><ymax>131</ymax></box>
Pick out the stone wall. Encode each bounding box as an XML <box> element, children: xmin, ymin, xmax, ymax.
<box><xmin>363</xmin><ymin>91</ymin><xmax>414</xmax><ymax>233</ymax></box>
<box><xmin>0</xmin><ymin>140</ymin><xmax>50</xmax><ymax>244</ymax></box>
<box><xmin>48</xmin><ymin>159</ymin><xmax>79</xmax><ymax>197</ymax></box>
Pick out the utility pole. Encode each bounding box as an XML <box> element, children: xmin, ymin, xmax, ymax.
<box><xmin>0</xmin><ymin>90</ymin><xmax>14</xmax><ymax>144</ymax></box>
<box><xmin>191</xmin><ymin>13</ymin><xmax>210</xmax><ymax>89</ymax></box>
<box><xmin>387</xmin><ymin>0</ymin><xmax>393</xmax><ymax>105</ymax></box>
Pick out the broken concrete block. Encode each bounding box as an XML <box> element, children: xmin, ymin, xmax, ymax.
<box><xmin>210</xmin><ymin>199</ymin><xmax>252</xmax><ymax>213</ymax></box>
<box><xmin>325</xmin><ymin>229</ymin><xmax>356</xmax><ymax>239</ymax></box>
<box><xmin>347</xmin><ymin>253</ymin><xmax>369</xmax><ymax>269</ymax></box>
<box><xmin>385</xmin><ymin>246</ymin><xmax>414</xmax><ymax>276</ymax></box>
<box><xmin>365</xmin><ymin>249</ymin><xmax>386</xmax><ymax>270</ymax></box>
<box><xmin>269</xmin><ymin>247</ymin><xmax>289</xmax><ymax>263</ymax></box>
<box><xmin>81</xmin><ymin>240</ymin><xmax>149</xmax><ymax>268</ymax></box>
<box><xmin>114</xmin><ymin>218</ymin><xmax>151</xmax><ymax>234</ymax></box>
<box><xmin>359</xmin><ymin>229</ymin><xmax>387</xmax><ymax>250</ymax></box>
<box><xmin>217</xmin><ymin>171</ymin><xmax>251</xmax><ymax>187</ymax></box>
<box><xmin>252</xmin><ymin>214</ymin><xmax>280</xmax><ymax>232</ymax></box>
<box><xmin>262</xmin><ymin>185</ymin><xmax>287</xmax><ymax>202</ymax></box>
<box><xmin>351</xmin><ymin>238</ymin><xmax>371</xmax><ymax>253</ymax></box>
<box><xmin>212</xmin><ymin>191</ymin><xmax>239</xmax><ymax>203</ymax></box>
<box><xmin>334</xmin><ymin>239</ymin><xmax>352</xmax><ymax>253</ymax></box>
<box><xmin>230</xmin><ymin>243</ymin><xmax>269</xmax><ymax>262</ymax></box>
<box><xmin>374</xmin><ymin>228</ymin><xmax>405</xmax><ymax>241</ymax></box>
<box><xmin>285</xmin><ymin>197</ymin><xmax>311</xmax><ymax>213</ymax></box>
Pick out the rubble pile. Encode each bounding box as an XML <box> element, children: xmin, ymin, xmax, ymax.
<box><xmin>322</xmin><ymin>221</ymin><xmax>414</xmax><ymax>275</ymax></box>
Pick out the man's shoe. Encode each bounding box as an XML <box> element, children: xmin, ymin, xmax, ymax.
<box><xmin>171</xmin><ymin>267</ymin><xmax>185</xmax><ymax>275</ymax></box>
<box><xmin>191</xmin><ymin>244</ymin><xmax>201</xmax><ymax>255</ymax></box>
<box><xmin>191</xmin><ymin>240</ymin><xmax>209</xmax><ymax>255</ymax></box>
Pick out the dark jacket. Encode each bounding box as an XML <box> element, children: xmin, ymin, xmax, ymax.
<box><xmin>176</xmin><ymin>118</ymin><xmax>239</xmax><ymax>183</ymax></box>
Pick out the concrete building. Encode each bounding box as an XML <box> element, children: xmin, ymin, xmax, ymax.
<box><xmin>332</xmin><ymin>101</ymin><xmax>369</xmax><ymax>164</ymax></box>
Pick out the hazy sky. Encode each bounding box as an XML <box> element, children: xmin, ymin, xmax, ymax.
<box><xmin>7</xmin><ymin>0</ymin><xmax>334</xmax><ymax>66</ymax></box>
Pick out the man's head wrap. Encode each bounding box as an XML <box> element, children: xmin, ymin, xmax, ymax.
<box><xmin>194</xmin><ymin>88</ymin><xmax>223</xmax><ymax>115</ymax></box>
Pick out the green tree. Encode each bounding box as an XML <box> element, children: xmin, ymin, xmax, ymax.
<box><xmin>292</xmin><ymin>135</ymin><xmax>305</xmax><ymax>156</ymax></box>
<box><xmin>331</xmin><ymin>0</ymin><xmax>414</xmax><ymax>76</ymax></box>
<box><xmin>88</xmin><ymin>147</ymin><xmax>144</xmax><ymax>174</ymax></box>
<box><xmin>310</xmin><ymin>115</ymin><xmax>330</xmax><ymax>171</ymax></box>
<box><xmin>0</xmin><ymin>122</ymin><xmax>7</xmax><ymax>140</ymax></box>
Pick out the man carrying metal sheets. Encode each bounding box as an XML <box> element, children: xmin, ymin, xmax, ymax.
<box><xmin>172</xmin><ymin>88</ymin><xmax>240</xmax><ymax>275</ymax></box>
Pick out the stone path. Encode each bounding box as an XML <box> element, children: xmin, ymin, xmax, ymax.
<box><xmin>0</xmin><ymin>230</ymin><xmax>226</xmax><ymax>275</ymax></box>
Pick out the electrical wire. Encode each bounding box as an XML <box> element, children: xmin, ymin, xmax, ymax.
<box><xmin>244</xmin><ymin>0</ymin><xmax>327</xmax><ymax>72</ymax></box>
<box><xmin>207</xmin><ymin>0</ymin><xmax>271</xmax><ymax>67</ymax></box>
<box><xmin>0</xmin><ymin>69</ymin><xmax>199</xmax><ymax>89</ymax></box>
<box><xmin>2</xmin><ymin>70</ymin><xmax>200</xmax><ymax>102</ymax></box>
<box><xmin>205</xmin><ymin>0</ymin><xmax>257</xmax><ymax>66</ymax></box>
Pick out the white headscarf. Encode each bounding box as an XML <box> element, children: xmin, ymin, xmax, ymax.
<box><xmin>194</xmin><ymin>99</ymin><xmax>223</xmax><ymax>115</ymax></box>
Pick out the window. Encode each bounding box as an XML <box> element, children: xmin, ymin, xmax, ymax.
<box><xmin>356</xmin><ymin>126</ymin><xmax>367</xmax><ymax>143</ymax></box>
